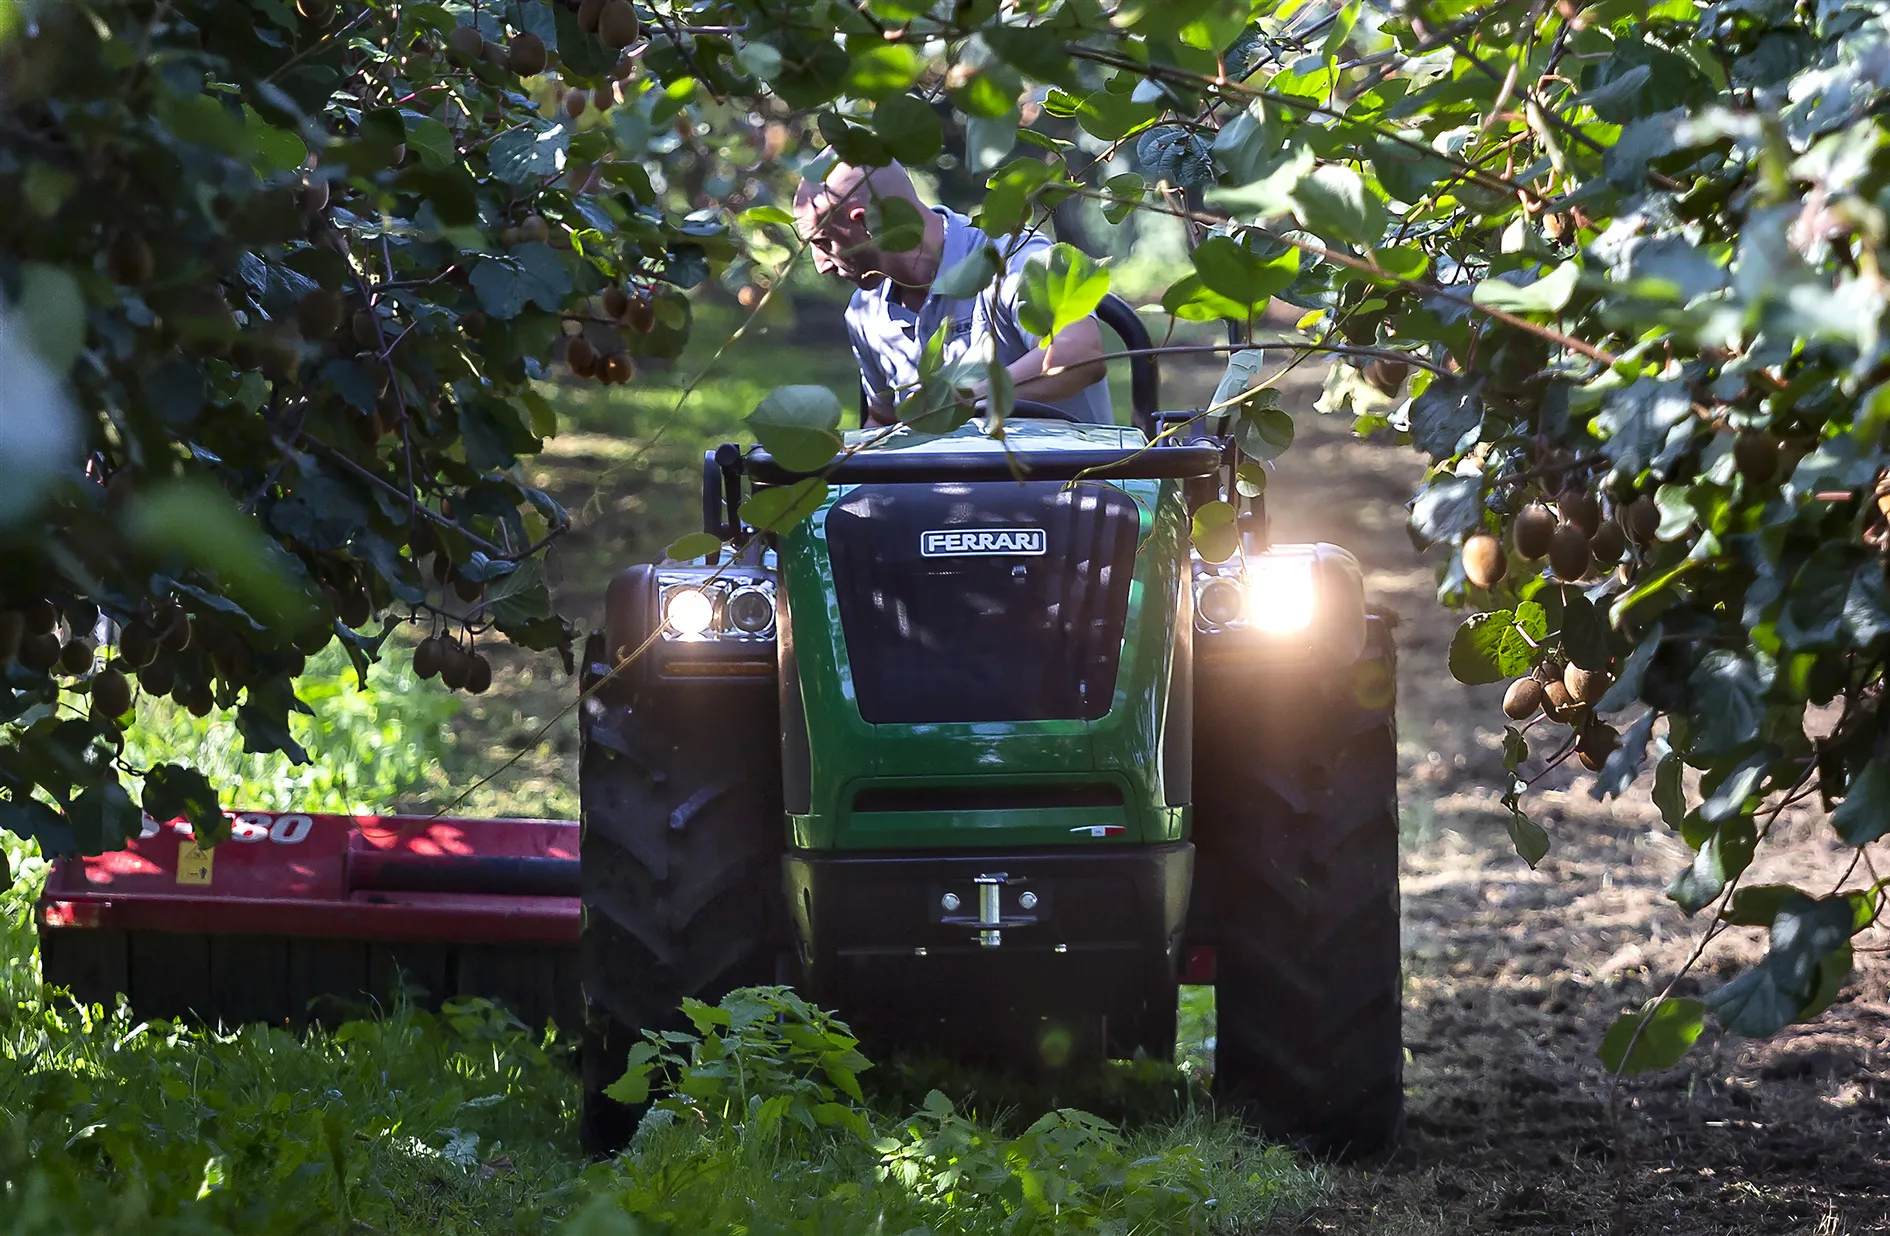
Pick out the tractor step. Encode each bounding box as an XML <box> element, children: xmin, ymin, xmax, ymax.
<box><xmin>37</xmin><ymin>811</ymin><xmax>580</xmax><ymax>1030</ymax></box>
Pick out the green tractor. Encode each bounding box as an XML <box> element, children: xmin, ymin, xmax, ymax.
<box><xmin>576</xmin><ymin>298</ymin><xmax>1403</xmax><ymax>1158</ymax></box>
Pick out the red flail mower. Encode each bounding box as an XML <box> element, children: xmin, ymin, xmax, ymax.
<box><xmin>36</xmin><ymin>810</ymin><xmax>581</xmax><ymax>1029</ymax></box>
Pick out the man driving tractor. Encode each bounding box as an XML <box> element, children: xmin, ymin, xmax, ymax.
<box><xmin>792</xmin><ymin>160</ymin><xmax>1113</xmax><ymax>425</ymax></box>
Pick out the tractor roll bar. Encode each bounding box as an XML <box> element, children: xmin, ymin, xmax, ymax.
<box><xmin>744</xmin><ymin>441</ymin><xmax>1224</xmax><ymax>485</ymax></box>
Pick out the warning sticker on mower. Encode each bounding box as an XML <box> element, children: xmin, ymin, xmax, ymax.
<box><xmin>176</xmin><ymin>841</ymin><xmax>214</xmax><ymax>885</ymax></box>
<box><xmin>920</xmin><ymin>528</ymin><xmax>1046</xmax><ymax>557</ymax></box>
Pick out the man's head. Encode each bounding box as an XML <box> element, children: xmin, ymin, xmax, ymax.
<box><xmin>793</xmin><ymin>160</ymin><xmax>935</xmax><ymax>292</ymax></box>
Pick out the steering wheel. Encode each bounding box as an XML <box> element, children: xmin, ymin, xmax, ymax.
<box><xmin>1006</xmin><ymin>398</ymin><xmax>1082</xmax><ymax>423</ymax></box>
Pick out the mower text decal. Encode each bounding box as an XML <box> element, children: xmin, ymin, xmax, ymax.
<box><xmin>1070</xmin><ymin>825</ymin><xmax>1127</xmax><ymax>838</ymax></box>
<box><xmin>919</xmin><ymin>528</ymin><xmax>1047</xmax><ymax>557</ymax></box>
<box><xmin>139</xmin><ymin>812</ymin><xmax>315</xmax><ymax>845</ymax></box>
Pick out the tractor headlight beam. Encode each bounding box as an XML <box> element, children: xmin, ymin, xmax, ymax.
<box><xmin>664</xmin><ymin>588</ymin><xmax>716</xmax><ymax>637</ymax></box>
<box><xmin>1245</xmin><ymin>552</ymin><xmax>1317</xmax><ymax>633</ymax></box>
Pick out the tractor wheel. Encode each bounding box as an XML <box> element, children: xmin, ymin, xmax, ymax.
<box><xmin>1200</xmin><ymin>633</ymin><xmax>1402</xmax><ymax>1159</ymax></box>
<box><xmin>577</xmin><ymin>668</ymin><xmax>785</xmax><ymax>1155</ymax></box>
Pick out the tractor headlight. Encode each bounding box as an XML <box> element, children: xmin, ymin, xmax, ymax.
<box><xmin>1191</xmin><ymin>544</ymin><xmax>1369</xmax><ymax>662</ymax></box>
<box><xmin>1245</xmin><ymin>552</ymin><xmax>1317</xmax><ymax>633</ymax></box>
<box><xmin>664</xmin><ymin>587</ymin><xmax>716</xmax><ymax>637</ymax></box>
<box><xmin>1195</xmin><ymin>577</ymin><xmax>1245</xmax><ymax>627</ymax></box>
<box><xmin>725</xmin><ymin>585</ymin><xmax>775</xmax><ymax>634</ymax></box>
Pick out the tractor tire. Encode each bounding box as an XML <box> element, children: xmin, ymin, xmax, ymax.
<box><xmin>577</xmin><ymin>639</ymin><xmax>785</xmax><ymax>1156</ymax></box>
<box><xmin>1196</xmin><ymin>624</ymin><xmax>1402</xmax><ymax>1160</ymax></box>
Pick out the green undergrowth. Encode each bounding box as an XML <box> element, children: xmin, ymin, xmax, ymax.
<box><xmin>2</xmin><ymin>835</ymin><xmax>1315</xmax><ymax>1233</ymax></box>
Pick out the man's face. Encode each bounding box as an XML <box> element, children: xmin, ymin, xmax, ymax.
<box><xmin>794</xmin><ymin>185</ymin><xmax>883</xmax><ymax>290</ymax></box>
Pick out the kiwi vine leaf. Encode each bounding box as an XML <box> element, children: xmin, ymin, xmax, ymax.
<box><xmin>5</xmin><ymin>0</ymin><xmax>1890</xmax><ymax>1074</ymax></box>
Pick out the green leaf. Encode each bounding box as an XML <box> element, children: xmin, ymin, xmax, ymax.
<box><xmin>1471</xmin><ymin>262</ymin><xmax>1581</xmax><ymax>314</ymax></box>
<box><xmin>1721</xmin><ymin>884</ymin><xmax>1803</xmax><ymax>928</ymax></box>
<box><xmin>1598</xmin><ymin>998</ymin><xmax>1706</xmax><ymax>1074</ymax></box>
<box><xmin>469</xmin><ymin>244</ymin><xmax>571</xmax><ymax>320</ymax></box>
<box><xmin>1234</xmin><ymin>461</ymin><xmax>1268</xmax><ymax>498</ymax></box>
<box><xmin>601</xmin><ymin>1042</ymin><xmax>662</xmax><ymax>1105</ymax></box>
<box><xmin>1288</xmin><ymin>164</ymin><xmax>1386</xmax><ymax>248</ymax></box>
<box><xmin>932</xmin><ymin>243</ymin><xmax>1003</xmax><ymax>299</ymax></box>
<box><xmin>16</xmin><ymin>263</ymin><xmax>85</xmax><ymax>374</ymax></box>
<box><xmin>740</xmin><ymin>204</ymin><xmax>797</xmax><ymax>229</ymax></box>
<box><xmin>1706</xmin><ymin>895</ymin><xmax>1856</xmax><ymax>1036</ymax></box>
<box><xmin>1017</xmin><ymin>243</ymin><xmax>1110</xmax><ymax>340</ymax></box>
<box><xmin>141</xmin><ymin>764</ymin><xmax>227</xmax><ymax>846</ymax></box>
<box><xmin>488</xmin><ymin>121</ymin><xmax>570</xmax><ymax>183</ymax></box>
<box><xmin>1667</xmin><ymin>815</ymin><xmax>1756</xmax><ymax>914</ymax></box>
<box><xmin>1102</xmin><ymin>172</ymin><xmax>1145</xmax><ymax>224</ymax></box>
<box><xmin>1653</xmin><ymin>747</ymin><xmax>1687</xmax><ymax>826</ymax></box>
<box><xmin>746</xmin><ymin>386</ymin><xmax>844</xmax><ymax>473</ymax></box>
<box><xmin>1190</xmin><ymin>500</ymin><xmax>1239</xmax><ymax>563</ymax></box>
<box><xmin>405</xmin><ymin>117</ymin><xmax>456</xmax><ymax>170</ymax></box>
<box><xmin>66</xmin><ymin>778</ymin><xmax>143</xmax><ymax>854</ymax></box>
<box><xmin>873</xmin><ymin>92</ymin><xmax>942</xmax><ymax>164</ymax></box>
<box><xmin>666</xmin><ymin>532</ymin><xmax>723</xmax><ymax>562</ymax></box>
<box><xmin>1407</xmin><ymin>375</ymin><xmax>1481</xmax><ymax>460</ymax></box>
<box><xmin>1506</xmin><ymin>808</ymin><xmax>1549</xmax><ymax>867</ymax></box>
<box><xmin>866</xmin><ymin>195</ymin><xmax>926</xmax><ymax>253</ymax></box>
<box><xmin>1161</xmin><ymin>273</ymin><xmax>1252</xmax><ymax>323</ymax></box>
<box><xmin>743</xmin><ymin>478</ymin><xmax>830</xmax><ymax>534</ymax></box>
<box><xmin>965</xmin><ymin>110</ymin><xmax>1019</xmax><ymax>173</ymax></box>
<box><xmin>1832</xmin><ymin>757</ymin><xmax>1890</xmax><ymax>845</ymax></box>
<box><xmin>1409</xmin><ymin>476</ymin><xmax>1484</xmax><ymax>546</ymax></box>
<box><xmin>1559</xmin><ymin>595</ymin><xmax>1613</xmax><ymax>671</ymax></box>
<box><xmin>1189</xmin><ymin>237</ymin><xmax>1299</xmax><ymax>307</ymax></box>
<box><xmin>1687</xmin><ymin>652</ymin><xmax>1765</xmax><ymax>758</ymax></box>
<box><xmin>1235</xmin><ymin>405</ymin><xmax>1293</xmax><ymax>462</ymax></box>
<box><xmin>1449</xmin><ymin>610</ymin><xmax>1522</xmax><ymax>685</ymax></box>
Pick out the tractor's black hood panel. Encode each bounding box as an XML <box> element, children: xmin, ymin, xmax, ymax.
<box><xmin>825</xmin><ymin>481</ymin><xmax>1140</xmax><ymax>724</ymax></box>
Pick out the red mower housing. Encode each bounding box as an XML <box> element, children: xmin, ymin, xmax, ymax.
<box><xmin>36</xmin><ymin>811</ymin><xmax>580</xmax><ymax>1029</ymax></box>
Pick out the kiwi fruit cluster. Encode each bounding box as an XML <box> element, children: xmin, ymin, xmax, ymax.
<box><xmin>1500</xmin><ymin>658</ymin><xmax>1619</xmax><ymax>771</ymax></box>
<box><xmin>412</xmin><ymin>634</ymin><xmax>493</xmax><ymax>693</ymax></box>
<box><xmin>556</xmin><ymin>285</ymin><xmax>655</xmax><ymax>384</ymax></box>
<box><xmin>1504</xmin><ymin>482</ymin><xmax>1658</xmax><ymax>585</ymax></box>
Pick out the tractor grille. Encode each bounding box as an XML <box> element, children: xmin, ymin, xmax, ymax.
<box><xmin>825</xmin><ymin>480</ymin><xmax>1140</xmax><ymax>723</ymax></box>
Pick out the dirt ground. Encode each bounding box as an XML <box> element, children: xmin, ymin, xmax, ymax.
<box><xmin>1234</xmin><ymin>362</ymin><xmax>1890</xmax><ymax>1236</ymax></box>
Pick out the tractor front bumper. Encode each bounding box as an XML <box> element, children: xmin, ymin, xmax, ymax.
<box><xmin>784</xmin><ymin>843</ymin><xmax>1191</xmax><ymax>1058</ymax></box>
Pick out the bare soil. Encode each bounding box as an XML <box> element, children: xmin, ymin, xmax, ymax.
<box><xmin>1233</xmin><ymin>362</ymin><xmax>1890</xmax><ymax>1236</ymax></box>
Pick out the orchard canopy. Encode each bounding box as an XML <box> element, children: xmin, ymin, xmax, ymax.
<box><xmin>4</xmin><ymin>0</ymin><xmax>1890</xmax><ymax>1063</ymax></box>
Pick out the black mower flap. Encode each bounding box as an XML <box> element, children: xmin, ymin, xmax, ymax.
<box><xmin>745</xmin><ymin>441</ymin><xmax>1224</xmax><ymax>485</ymax></box>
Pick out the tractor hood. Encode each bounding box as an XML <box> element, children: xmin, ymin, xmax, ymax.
<box><xmin>776</xmin><ymin>420</ymin><xmax>1192</xmax><ymax>852</ymax></box>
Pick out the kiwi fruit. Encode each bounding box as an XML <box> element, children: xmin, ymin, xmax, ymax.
<box><xmin>565</xmin><ymin>335</ymin><xmax>597</xmax><ymax>377</ymax></box>
<box><xmin>107</xmin><ymin>231</ymin><xmax>155</xmax><ymax>285</ymax></box>
<box><xmin>578</xmin><ymin>0</ymin><xmax>605</xmax><ymax>33</ymax></box>
<box><xmin>466</xmin><ymin>654</ymin><xmax>492</xmax><ymax>695</ymax></box>
<box><xmin>212</xmin><ymin>639</ymin><xmax>252</xmax><ymax>687</ymax></box>
<box><xmin>414</xmin><ymin>636</ymin><xmax>444</xmax><ymax>680</ymax></box>
<box><xmin>296</xmin><ymin>171</ymin><xmax>330</xmax><ymax>217</ymax></box>
<box><xmin>59</xmin><ymin>638</ymin><xmax>96</xmax><ymax>676</ymax></box>
<box><xmin>296</xmin><ymin>0</ymin><xmax>334</xmax><ymax>23</ymax></box>
<box><xmin>1547</xmin><ymin>524</ymin><xmax>1592</xmax><ymax>582</ymax></box>
<box><xmin>613</xmin><ymin>51</ymin><xmax>638</xmax><ymax>82</ymax></box>
<box><xmin>24</xmin><ymin>599</ymin><xmax>58</xmax><ymax>635</ymax></box>
<box><xmin>563</xmin><ymin>88</ymin><xmax>588</xmax><ymax>118</ymax></box>
<box><xmin>1563</xmin><ymin>664</ymin><xmax>1613</xmax><ymax>705</ymax></box>
<box><xmin>601</xmin><ymin>352</ymin><xmax>635</xmax><ymax>384</ymax></box>
<box><xmin>591</xmin><ymin>85</ymin><xmax>616</xmax><ymax>112</ymax></box>
<box><xmin>1576</xmin><ymin>723</ymin><xmax>1619</xmax><ymax>772</ymax></box>
<box><xmin>0</xmin><ymin>610</ymin><xmax>21</xmax><ymax>664</ymax></box>
<box><xmin>185</xmin><ymin>682</ymin><xmax>215</xmax><ymax>718</ymax></box>
<box><xmin>453</xmin><ymin>575</ymin><xmax>484</xmax><ymax>603</ymax></box>
<box><xmin>339</xmin><ymin>585</ymin><xmax>373</xmax><ymax>629</ymax></box>
<box><xmin>1734</xmin><ymin>431</ymin><xmax>1780</xmax><ymax>486</ymax></box>
<box><xmin>1557</xmin><ymin>488</ymin><xmax>1601</xmax><ymax>537</ymax></box>
<box><xmin>156</xmin><ymin>602</ymin><xmax>191</xmax><ymax>651</ymax></box>
<box><xmin>1503</xmin><ymin>676</ymin><xmax>1544</xmax><ymax>720</ymax></box>
<box><xmin>447</xmin><ymin>24</ymin><xmax>486</xmax><ymax>62</ymax></box>
<box><xmin>139</xmin><ymin>656</ymin><xmax>176</xmax><ymax>698</ymax></box>
<box><xmin>351</xmin><ymin>410</ymin><xmax>386</xmax><ymax>444</ymax></box>
<box><xmin>1541</xmin><ymin>679</ymin><xmax>1576</xmax><ymax>722</ymax></box>
<box><xmin>297</xmin><ymin>288</ymin><xmax>345</xmax><ymax>339</ymax></box>
<box><xmin>19</xmin><ymin>632</ymin><xmax>61</xmax><ymax>672</ymax></box>
<box><xmin>439</xmin><ymin>643</ymin><xmax>472</xmax><ymax>690</ymax></box>
<box><xmin>520</xmin><ymin>214</ymin><xmax>550</xmax><ymax>244</ymax></box>
<box><xmin>119</xmin><ymin>623</ymin><xmax>158</xmax><ymax>669</ymax></box>
<box><xmin>1625</xmin><ymin>494</ymin><xmax>1659</xmax><ymax>542</ymax></box>
<box><xmin>91</xmin><ymin>669</ymin><xmax>132</xmax><ymax>718</ymax></box>
<box><xmin>506</xmin><ymin>31</ymin><xmax>547</xmax><ymax>75</ymax></box>
<box><xmin>1462</xmin><ymin>533</ymin><xmax>1506</xmax><ymax>589</ymax></box>
<box><xmin>461</xmin><ymin>310</ymin><xmax>487</xmax><ymax>338</ymax></box>
<box><xmin>481</xmin><ymin>39</ymin><xmax>507</xmax><ymax>67</ymax></box>
<box><xmin>1513</xmin><ymin>503</ymin><xmax>1555</xmax><ymax>559</ymax></box>
<box><xmin>351</xmin><ymin>309</ymin><xmax>382</xmax><ymax>350</ymax></box>
<box><xmin>1589</xmin><ymin>519</ymin><xmax>1626</xmax><ymax>568</ymax></box>
<box><xmin>625</xmin><ymin>298</ymin><xmax>656</xmax><ymax>333</ymax></box>
<box><xmin>1363</xmin><ymin>358</ymin><xmax>1409</xmax><ymax>397</ymax></box>
<box><xmin>599</xmin><ymin>286</ymin><xmax>629</xmax><ymax>320</ymax></box>
<box><xmin>598</xmin><ymin>0</ymin><xmax>639</xmax><ymax>48</ymax></box>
